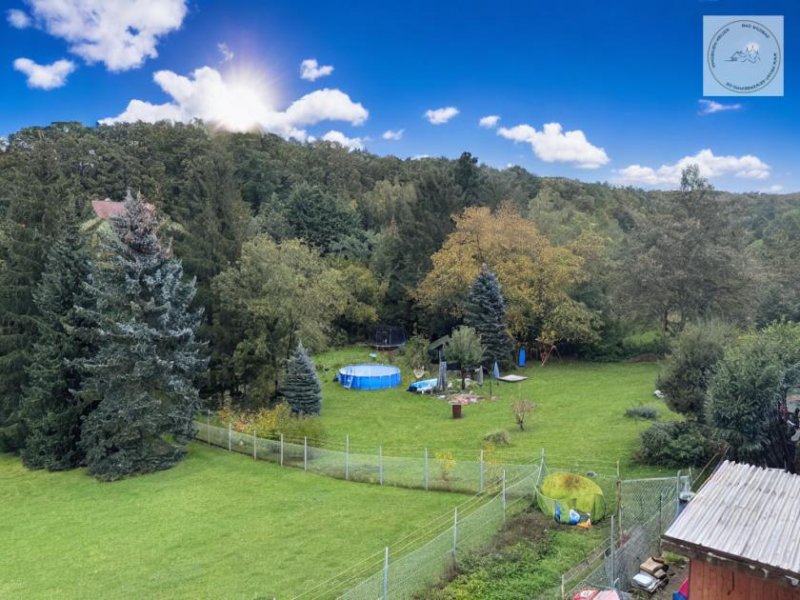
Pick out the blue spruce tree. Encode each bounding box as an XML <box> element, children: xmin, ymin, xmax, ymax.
<box><xmin>464</xmin><ymin>265</ymin><xmax>514</xmax><ymax>368</ymax></box>
<box><xmin>79</xmin><ymin>192</ymin><xmax>206</xmax><ymax>480</ymax></box>
<box><xmin>282</xmin><ymin>342</ymin><xmax>322</xmax><ymax>416</ymax></box>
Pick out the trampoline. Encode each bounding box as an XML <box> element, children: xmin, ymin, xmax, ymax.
<box><xmin>338</xmin><ymin>364</ymin><xmax>402</xmax><ymax>390</ymax></box>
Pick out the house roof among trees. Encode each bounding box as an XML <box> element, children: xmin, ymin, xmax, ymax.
<box><xmin>663</xmin><ymin>461</ymin><xmax>800</xmax><ymax>580</ymax></box>
<box><xmin>91</xmin><ymin>199</ymin><xmax>154</xmax><ymax>220</ymax></box>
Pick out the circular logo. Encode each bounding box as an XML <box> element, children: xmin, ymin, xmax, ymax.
<box><xmin>707</xmin><ymin>19</ymin><xmax>781</xmax><ymax>93</ymax></box>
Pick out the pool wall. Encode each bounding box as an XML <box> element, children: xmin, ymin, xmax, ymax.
<box><xmin>339</xmin><ymin>364</ymin><xmax>402</xmax><ymax>390</ymax></box>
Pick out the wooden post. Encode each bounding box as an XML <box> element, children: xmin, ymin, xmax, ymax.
<box><xmin>560</xmin><ymin>574</ymin><xmax>565</xmax><ymax>599</ymax></box>
<box><xmin>379</xmin><ymin>445</ymin><xmax>384</xmax><ymax>485</ymax></box>
<box><xmin>280</xmin><ymin>433</ymin><xmax>284</xmax><ymax>467</ymax></box>
<box><xmin>609</xmin><ymin>515</ymin><xmax>616</xmax><ymax>588</ymax></box>
<box><xmin>303</xmin><ymin>436</ymin><xmax>308</xmax><ymax>471</ymax></box>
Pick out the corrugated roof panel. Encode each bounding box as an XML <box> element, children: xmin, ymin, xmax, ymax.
<box><xmin>664</xmin><ymin>461</ymin><xmax>800</xmax><ymax>576</ymax></box>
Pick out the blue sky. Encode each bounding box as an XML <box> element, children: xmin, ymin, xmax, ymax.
<box><xmin>1</xmin><ymin>0</ymin><xmax>798</xmax><ymax>192</ymax></box>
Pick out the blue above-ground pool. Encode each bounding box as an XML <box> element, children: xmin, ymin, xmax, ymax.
<box><xmin>338</xmin><ymin>364</ymin><xmax>401</xmax><ymax>390</ymax></box>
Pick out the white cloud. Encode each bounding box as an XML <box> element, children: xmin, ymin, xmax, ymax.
<box><xmin>22</xmin><ymin>0</ymin><xmax>187</xmax><ymax>71</ymax></box>
<box><xmin>424</xmin><ymin>106</ymin><xmax>459</xmax><ymax>125</ymax></box>
<box><xmin>13</xmin><ymin>57</ymin><xmax>76</xmax><ymax>90</ymax></box>
<box><xmin>698</xmin><ymin>99</ymin><xmax>742</xmax><ymax>115</ymax></box>
<box><xmin>763</xmin><ymin>184</ymin><xmax>784</xmax><ymax>193</ymax></box>
<box><xmin>300</xmin><ymin>58</ymin><xmax>334</xmax><ymax>81</ymax></box>
<box><xmin>382</xmin><ymin>129</ymin><xmax>404</xmax><ymax>141</ymax></box>
<box><xmin>497</xmin><ymin>122</ymin><xmax>609</xmax><ymax>169</ymax></box>
<box><xmin>7</xmin><ymin>8</ymin><xmax>30</xmax><ymax>28</ymax></box>
<box><xmin>479</xmin><ymin>115</ymin><xmax>500</xmax><ymax>128</ymax></box>
<box><xmin>217</xmin><ymin>42</ymin><xmax>234</xmax><ymax>63</ymax></box>
<box><xmin>615</xmin><ymin>149</ymin><xmax>771</xmax><ymax>187</ymax></box>
<box><xmin>321</xmin><ymin>130</ymin><xmax>365</xmax><ymax>151</ymax></box>
<box><xmin>101</xmin><ymin>66</ymin><xmax>368</xmax><ymax>139</ymax></box>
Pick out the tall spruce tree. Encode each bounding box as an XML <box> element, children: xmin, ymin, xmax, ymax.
<box><xmin>79</xmin><ymin>192</ymin><xmax>206</xmax><ymax>480</ymax></box>
<box><xmin>463</xmin><ymin>265</ymin><xmax>514</xmax><ymax>368</ymax></box>
<box><xmin>0</xmin><ymin>141</ymin><xmax>72</xmax><ymax>451</ymax></box>
<box><xmin>20</xmin><ymin>217</ymin><xmax>96</xmax><ymax>470</ymax></box>
<box><xmin>282</xmin><ymin>342</ymin><xmax>322</xmax><ymax>416</ymax></box>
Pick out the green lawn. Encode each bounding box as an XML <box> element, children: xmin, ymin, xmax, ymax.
<box><xmin>0</xmin><ymin>444</ymin><xmax>463</xmax><ymax>599</ymax></box>
<box><xmin>316</xmin><ymin>347</ymin><xmax>676</xmax><ymax>476</ymax></box>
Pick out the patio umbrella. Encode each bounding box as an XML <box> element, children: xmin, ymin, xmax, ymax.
<box><xmin>492</xmin><ymin>360</ymin><xmax>500</xmax><ymax>379</ymax></box>
<box><xmin>475</xmin><ymin>364</ymin><xmax>484</xmax><ymax>385</ymax></box>
<box><xmin>436</xmin><ymin>360</ymin><xmax>448</xmax><ymax>392</ymax></box>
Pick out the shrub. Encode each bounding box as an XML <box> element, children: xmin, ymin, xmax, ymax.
<box><xmin>657</xmin><ymin>320</ymin><xmax>736</xmax><ymax>421</ymax></box>
<box><xmin>625</xmin><ymin>406</ymin><xmax>658</xmax><ymax>420</ymax></box>
<box><xmin>636</xmin><ymin>421</ymin><xmax>715</xmax><ymax>468</ymax></box>
<box><xmin>511</xmin><ymin>400</ymin><xmax>535</xmax><ymax>431</ymax></box>
<box><xmin>435</xmin><ymin>450</ymin><xmax>456</xmax><ymax>482</ymax></box>
<box><xmin>621</xmin><ymin>330</ymin><xmax>670</xmax><ymax>358</ymax></box>
<box><xmin>220</xmin><ymin>403</ymin><xmax>325</xmax><ymax>445</ymax></box>
<box><xmin>483</xmin><ymin>429</ymin><xmax>512</xmax><ymax>446</ymax></box>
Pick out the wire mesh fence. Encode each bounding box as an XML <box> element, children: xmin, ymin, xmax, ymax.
<box><xmin>555</xmin><ymin>472</ymin><xmax>692</xmax><ymax>598</ymax></box>
<box><xmin>195</xmin><ymin>420</ymin><xmax>540</xmax><ymax>495</ymax></box>
<box><xmin>195</xmin><ymin>420</ymin><xmax>705</xmax><ymax>600</ymax></box>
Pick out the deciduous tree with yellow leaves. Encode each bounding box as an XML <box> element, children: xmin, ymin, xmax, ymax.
<box><xmin>415</xmin><ymin>204</ymin><xmax>598</xmax><ymax>346</ymax></box>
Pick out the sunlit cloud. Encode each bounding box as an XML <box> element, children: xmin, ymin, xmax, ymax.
<box><xmin>382</xmin><ymin>129</ymin><xmax>404</xmax><ymax>140</ymax></box>
<box><xmin>698</xmin><ymin>99</ymin><xmax>742</xmax><ymax>115</ymax></box>
<box><xmin>497</xmin><ymin>122</ymin><xmax>609</xmax><ymax>169</ymax></box>
<box><xmin>615</xmin><ymin>149</ymin><xmax>770</xmax><ymax>187</ymax></box>
<box><xmin>13</xmin><ymin>57</ymin><xmax>76</xmax><ymax>90</ymax></box>
<box><xmin>217</xmin><ymin>42</ymin><xmax>234</xmax><ymax>63</ymax></box>
<box><xmin>101</xmin><ymin>65</ymin><xmax>368</xmax><ymax>139</ymax></box>
<box><xmin>320</xmin><ymin>130</ymin><xmax>366</xmax><ymax>151</ymax></box>
<box><xmin>479</xmin><ymin>115</ymin><xmax>500</xmax><ymax>128</ymax></box>
<box><xmin>424</xmin><ymin>106</ymin><xmax>459</xmax><ymax>124</ymax></box>
<box><xmin>7</xmin><ymin>8</ymin><xmax>30</xmax><ymax>28</ymax></box>
<box><xmin>300</xmin><ymin>58</ymin><xmax>334</xmax><ymax>81</ymax></box>
<box><xmin>20</xmin><ymin>0</ymin><xmax>187</xmax><ymax>71</ymax></box>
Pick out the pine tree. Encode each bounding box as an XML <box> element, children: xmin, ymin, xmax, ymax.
<box><xmin>463</xmin><ymin>265</ymin><xmax>514</xmax><ymax>368</ymax></box>
<box><xmin>0</xmin><ymin>141</ymin><xmax>72</xmax><ymax>451</ymax></box>
<box><xmin>79</xmin><ymin>192</ymin><xmax>206</xmax><ymax>481</ymax></box>
<box><xmin>20</xmin><ymin>217</ymin><xmax>96</xmax><ymax>470</ymax></box>
<box><xmin>282</xmin><ymin>342</ymin><xmax>322</xmax><ymax>416</ymax></box>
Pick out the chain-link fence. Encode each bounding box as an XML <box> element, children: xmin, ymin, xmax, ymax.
<box><xmin>195</xmin><ymin>420</ymin><xmax>704</xmax><ymax>600</ymax></box>
<box><xmin>554</xmin><ymin>472</ymin><xmax>691</xmax><ymax>598</ymax></box>
<box><xmin>195</xmin><ymin>420</ymin><xmax>539</xmax><ymax>495</ymax></box>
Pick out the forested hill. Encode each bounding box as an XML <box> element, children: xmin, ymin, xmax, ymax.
<box><xmin>2</xmin><ymin>121</ymin><xmax>800</xmax><ymax>403</ymax></box>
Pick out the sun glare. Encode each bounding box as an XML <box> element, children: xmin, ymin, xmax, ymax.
<box><xmin>214</xmin><ymin>66</ymin><xmax>278</xmax><ymax>132</ymax></box>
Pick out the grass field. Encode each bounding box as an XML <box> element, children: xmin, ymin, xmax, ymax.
<box><xmin>0</xmin><ymin>444</ymin><xmax>464</xmax><ymax>599</ymax></box>
<box><xmin>315</xmin><ymin>347</ymin><xmax>675</xmax><ymax>475</ymax></box>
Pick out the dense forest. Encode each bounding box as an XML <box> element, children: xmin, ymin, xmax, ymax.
<box><xmin>2</xmin><ymin>121</ymin><xmax>800</xmax><ymax>474</ymax></box>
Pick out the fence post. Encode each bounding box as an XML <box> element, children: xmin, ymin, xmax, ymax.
<box><xmin>424</xmin><ymin>448</ymin><xmax>429</xmax><ymax>490</ymax></box>
<box><xmin>616</xmin><ymin>459</ymin><xmax>623</xmax><ymax>540</ymax></box>
<box><xmin>206</xmin><ymin>413</ymin><xmax>210</xmax><ymax>445</ymax></box>
<box><xmin>228</xmin><ymin>423</ymin><xmax>232</xmax><ymax>452</ymax></box>
<box><xmin>452</xmin><ymin>507</ymin><xmax>458</xmax><ymax>562</ymax></box>
<box><xmin>502</xmin><ymin>469</ymin><xmax>507</xmax><ymax>515</ymax></box>
<box><xmin>303</xmin><ymin>436</ymin><xmax>308</xmax><ymax>471</ymax></box>
<box><xmin>345</xmin><ymin>434</ymin><xmax>350</xmax><ymax>480</ymax></box>
<box><xmin>253</xmin><ymin>430</ymin><xmax>257</xmax><ymax>460</ymax></box>
<box><xmin>379</xmin><ymin>445</ymin><xmax>384</xmax><ymax>485</ymax></box>
<box><xmin>479</xmin><ymin>449</ymin><xmax>484</xmax><ymax>493</ymax></box>
<box><xmin>675</xmin><ymin>470</ymin><xmax>681</xmax><ymax>518</ymax></box>
<box><xmin>609</xmin><ymin>515</ymin><xmax>616</xmax><ymax>588</ymax></box>
<box><xmin>280</xmin><ymin>433</ymin><xmax>284</xmax><ymax>467</ymax></box>
<box><xmin>560</xmin><ymin>574</ymin><xmax>565</xmax><ymax>599</ymax></box>
<box><xmin>382</xmin><ymin>546</ymin><xmax>389</xmax><ymax>600</ymax></box>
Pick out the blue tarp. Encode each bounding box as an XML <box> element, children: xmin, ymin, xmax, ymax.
<box><xmin>518</xmin><ymin>348</ymin><xmax>526</xmax><ymax>367</ymax></box>
<box><xmin>407</xmin><ymin>378</ymin><xmax>437</xmax><ymax>393</ymax></box>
